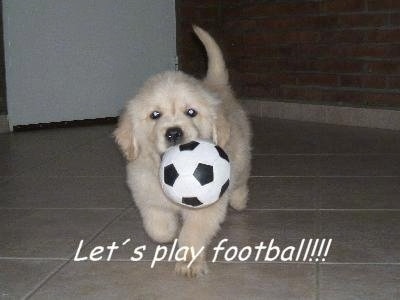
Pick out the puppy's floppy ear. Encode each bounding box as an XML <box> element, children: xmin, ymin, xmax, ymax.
<box><xmin>114</xmin><ymin>111</ymin><xmax>139</xmax><ymax>161</ymax></box>
<box><xmin>212</xmin><ymin>112</ymin><xmax>231</xmax><ymax>148</ymax></box>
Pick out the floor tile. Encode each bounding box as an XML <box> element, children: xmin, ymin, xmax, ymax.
<box><xmin>252</xmin><ymin>154</ymin><xmax>400</xmax><ymax>176</ymax></box>
<box><xmin>30</xmin><ymin>261</ymin><xmax>316</xmax><ymax>300</ymax></box>
<box><xmin>317</xmin><ymin>154</ymin><xmax>400</xmax><ymax>176</ymax></box>
<box><xmin>319</xmin><ymin>264</ymin><xmax>400</xmax><ymax>300</ymax></box>
<box><xmin>248</xmin><ymin>177</ymin><xmax>317</xmax><ymax>209</ymax></box>
<box><xmin>0</xmin><ymin>259</ymin><xmax>63</xmax><ymax>299</ymax></box>
<box><xmin>0</xmin><ymin>209</ymin><xmax>124</xmax><ymax>258</ymax></box>
<box><xmin>316</xmin><ymin>177</ymin><xmax>400</xmax><ymax>209</ymax></box>
<box><xmin>252</xmin><ymin>118</ymin><xmax>400</xmax><ymax>154</ymax></box>
<box><xmin>217</xmin><ymin>210</ymin><xmax>318</xmax><ymax>247</ymax></box>
<box><xmin>252</xmin><ymin>120</ymin><xmax>321</xmax><ymax>154</ymax></box>
<box><xmin>21</xmin><ymin>138</ymin><xmax>125</xmax><ymax>177</ymax></box>
<box><xmin>317</xmin><ymin>125</ymin><xmax>400</xmax><ymax>154</ymax></box>
<box><xmin>317</xmin><ymin>211</ymin><xmax>400</xmax><ymax>263</ymax></box>
<box><xmin>79</xmin><ymin>207</ymin><xmax>159</xmax><ymax>261</ymax></box>
<box><xmin>251</xmin><ymin>155</ymin><xmax>320</xmax><ymax>176</ymax></box>
<box><xmin>0</xmin><ymin>125</ymin><xmax>113</xmax><ymax>176</ymax></box>
<box><xmin>0</xmin><ymin>176</ymin><xmax>131</xmax><ymax>208</ymax></box>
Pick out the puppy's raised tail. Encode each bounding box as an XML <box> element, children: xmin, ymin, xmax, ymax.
<box><xmin>193</xmin><ymin>25</ymin><xmax>228</xmax><ymax>87</ymax></box>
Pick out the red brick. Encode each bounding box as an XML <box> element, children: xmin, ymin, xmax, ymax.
<box><xmin>233</xmin><ymin>72</ymin><xmax>296</xmax><ymax>85</ymax></box>
<box><xmin>225</xmin><ymin>1</ymin><xmax>321</xmax><ymax>19</ymax></box>
<box><xmin>365</xmin><ymin>93</ymin><xmax>400</xmax><ymax>107</ymax></box>
<box><xmin>320</xmin><ymin>30</ymin><xmax>365</xmax><ymax>43</ymax></box>
<box><xmin>338</xmin><ymin>14</ymin><xmax>388</xmax><ymax>28</ymax></box>
<box><xmin>240</xmin><ymin>85</ymin><xmax>282</xmax><ymax>98</ymax></box>
<box><xmin>321</xmin><ymin>89</ymin><xmax>399</xmax><ymax>108</ymax></box>
<box><xmin>223</xmin><ymin>19</ymin><xmax>257</xmax><ymax>33</ymax></box>
<box><xmin>180</xmin><ymin>0</ymin><xmax>219</xmax><ymax>7</ymax></box>
<box><xmin>329</xmin><ymin>44</ymin><xmax>388</xmax><ymax>58</ymax></box>
<box><xmin>180</xmin><ymin>6</ymin><xmax>219</xmax><ymax>20</ymax></box>
<box><xmin>367</xmin><ymin>29</ymin><xmax>400</xmax><ymax>42</ymax></box>
<box><xmin>227</xmin><ymin>45</ymin><xmax>288</xmax><ymax>59</ymax></box>
<box><xmin>245</xmin><ymin>31</ymin><xmax>320</xmax><ymax>45</ymax></box>
<box><xmin>367</xmin><ymin>0</ymin><xmax>400</xmax><ymax>11</ymax></box>
<box><xmin>255</xmin><ymin>15</ymin><xmax>337</xmax><ymax>31</ymax></box>
<box><xmin>341</xmin><ymin>75</ymin><xmax>387</xmax><ymax>89</ymax></box>
<box><xmin>386</xmin><ymin>45</ymin><xmax>400</xmax><ymax>58</ymax></box>
<box><xmin>366</xmin><ymin>62</ymin><xmax>400</xmax><ymax>74</ymax></box>
<box><xmin>328</xmin><ymin>44</ymin><xmax>400</xmax><ymax>58</ymax></box>
<box><xmin>234</xmin><ymin>58</ymin><xmax>314</xmax><ymax>73</ymax></box>
<box><xmin>297</xmin><ymin>74</ymin><xmax>338</xmax><ymax>86</ymax></box>
<box><xmin>316</xmin><ymin>60</ymin><xmax>365</xmax><ymax>73</ymax></box>
<box><xmin>387</xmin><ymin>77</ymin><xmax>400</xmax><ymax>89</ymax></box>
<box><xmin>281</xmin><ymin>86</ymin><xmax>323</xmax><ymax>101</ymax></box>
<box><xmin>324</xmin><ymin>90</ymin><xmax>363</xmax><ymax>105</ymax></box>
<box><xmin>391</xmin><ymin>13</ymin><xmax>400</xmax><ymax>26</ymax></box>
<box><xmin>296</xmin><ymin>45</ymin><xmax>330</xmax><ymax>57</ymax></box>
<box><xmin>224</xmin><ymin>15</ymin><xmax>337</xmax><ymax>34</ymax></box>
<box><xmin>324</xmin><ymin>0</ymin><xmax>365</xmax><ymax>13</ymax></box>
<box><xmin>340</xmin><ymin>75</ymin><xmax>363</xmax><ymax>87</ymax></box>
<box><xmin>363</xmin><ymin>75</ymin><xmax>387</xmax><ymax>89</ymax></box>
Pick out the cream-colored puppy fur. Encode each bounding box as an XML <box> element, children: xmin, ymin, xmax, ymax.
<box><xmin>114</xmin><ymin>26</ymin><xmax>251</xmax><ymax>277</ymax></box>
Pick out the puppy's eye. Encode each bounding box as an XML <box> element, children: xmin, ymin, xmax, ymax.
<box><xmin>186</xmin><ymin>108</ymin><xmax>197</xmax><ymax>118</ymax></box>
<box><xmin>150</xmin><ymin>111</ymin><xmax>162</xmax><ymax>119</ymax></box>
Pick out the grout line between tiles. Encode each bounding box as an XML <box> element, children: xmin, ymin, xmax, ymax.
<box><xmin>316</xmin><ymin>263</ymin><xmax>320</xmax><ymax>300</ymax></box>
<box><xmin>250</xmin><ymin>175</ymin><xmax>400</xmax><ymax>178</ymax></box>
<box><xmin>320</xmin><ymin>262</ymin><xmax>400</xmax><ymax>265</ymax></box>
<box><xmin>245</xmin><ymin>208</ymin><xmax>400</xmax><ymax>211</ymax></box>
<box><xmin>0</xmin><ymin>207</ymin><xmax>130</xmax><ymax>210</ymax></box>
<box><xmin>23</xmin><ymin>205</ymin><xmax>132</xmax><ymax>300</ymax></box>
<box><xmin>9</xmin><ymin>175</ymin><xmax>125</xmax><ymax>178</ymax></box>
<box><xmin>6</xmin><ymin>258</ymin><xmax>398</xmax><ymax>265</ymax></box>
<box><xmin>3</xmin><ymin>208</ymin><xmax>399</xmax><ymax>212</ymax></box>
<box><xmin>253</xmin><ymin>153</ymin><xmax>400</xmax><ymax>156</ymax></box>
<box><xmin>0</xmin><ymin>257</ymin><xmax>68</xmax><ymax>261</ymax></box>
<box><xmin>4</xmin><ymin>208</ymin><xmax>399</xmax><ymax>212</ymax></box>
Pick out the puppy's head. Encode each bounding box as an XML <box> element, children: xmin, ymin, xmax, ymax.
<box><xmin>114</xmin><ymin>71</ymin><xmax>230</xmax><ymax>161</ymax></box>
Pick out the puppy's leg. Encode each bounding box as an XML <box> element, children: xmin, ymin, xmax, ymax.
<box><xmin>175</xmin><ymin>197</ymin><xmax>228</xmax><ymax>277</ymax></box>
<box><xmin>229</xmin><ymin>149</ymin><xmax>251</xmax><ymax>211</ymax></box>
<box><xmin>140</xmin><ymin>207</ymin><xmax>178</xmax><ymax>243</ymax></box>
<box><xmin>229</xmin><ymin>184</ymin><xmax>249</xmax><ymax>211</ymax></box>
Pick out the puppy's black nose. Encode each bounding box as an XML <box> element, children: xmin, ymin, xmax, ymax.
<box><xmin>165</xmin><ymin>127</ymin><xmax>183</xmax><ymax>144</ymax></box>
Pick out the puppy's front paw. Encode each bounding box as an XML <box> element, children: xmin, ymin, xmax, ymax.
<box><xmin>229</xmin><ymin>196</ymin><xmax>247</xmax><ymax>211</ymax></box>
<box><xmin>175</xmin><ymin>260</ymin><xmax>208</xmax><ymax>278</ymax></box>
<box><xmin>229</xmin><ymin>186</ymin><xmax>248</xmax><ymax>211</ymax></box>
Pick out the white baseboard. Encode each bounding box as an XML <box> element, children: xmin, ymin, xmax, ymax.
<box><xmin>0</xmin><ymin>115</ymin><xmax>10</xmax><ymax>133</ymax></box>
<box><xmin>242</xmin><ymin>99</ymin><xmax>400</xmax><ymax>131</ymax></box>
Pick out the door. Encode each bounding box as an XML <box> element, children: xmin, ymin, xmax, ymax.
<box><xmin>3</xmin><ymin>1</ymin><xmax>176</xmax><ymax>127</ymax></box>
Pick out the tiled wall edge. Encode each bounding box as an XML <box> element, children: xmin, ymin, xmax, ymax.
<box><xmin>242</xmin><ymin>99</ymin><xmax>400</xmax><ymax>131</ymax></box>
<box><xmin>0</xmin><ymin>115</ymin><xmax>9</xmax><ymax>133</ymax></box>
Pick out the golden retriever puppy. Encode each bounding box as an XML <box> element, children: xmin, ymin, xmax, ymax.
<box><xmin>114</xmin><ymin>26</ymin><xmax>251</xmax><ymax>277</ymax></box>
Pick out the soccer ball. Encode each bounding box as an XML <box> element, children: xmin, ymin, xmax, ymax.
<box><xmin>159</xmin><ymin>139</ymin><xmax>230</xmax><ymax>208</ymax></box>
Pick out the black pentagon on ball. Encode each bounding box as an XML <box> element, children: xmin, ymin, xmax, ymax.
<box><xmin>179</xmin><ymin>141</ymin><xmax>200</xmax><ymax>151</ymax></box>
<box><xmin>215</xmin><ymin>145</ymin><xmax>229</xmax><ymax>162</ymax></box>
<box><xmin>182</xmin><ymin>197</ymin><xmax>203</xmax><ymax>207</ymax></box>
<box><xmin>219</xmin><ymin>179</ymin><xmax>230</xmax><ymax>198</ymax></box>
<box><xmin>193</xmin><ymin>163</ymin><xmax>214</xmax><ymax>186</ymax></box>
<box><xmin>164</xmin><ymin>164</ymin><xmax>179</xmax><ymax>187</ymax></box>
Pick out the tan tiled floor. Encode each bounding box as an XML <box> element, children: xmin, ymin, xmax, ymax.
<box><xmin>1</xmin><ymin>118</ymin><xmax>400</xmax><ymax>299</ymax></box>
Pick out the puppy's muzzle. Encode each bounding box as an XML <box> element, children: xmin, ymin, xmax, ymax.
<box><xmin>165</xmin><ymin>127</ymin><xmax>183</xmax><ymax>145</ymax></box>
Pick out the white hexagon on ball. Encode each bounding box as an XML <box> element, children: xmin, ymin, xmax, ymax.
<box><xmin>159</xmin><ymin>139</ymin><xmax>230</xmax><ymax>208</ymax></box>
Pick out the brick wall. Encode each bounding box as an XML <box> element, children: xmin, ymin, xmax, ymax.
<box><xmin>176</xmin><ymin>0</ymin><xmax>400</xmax><ymax>109</ymax></box>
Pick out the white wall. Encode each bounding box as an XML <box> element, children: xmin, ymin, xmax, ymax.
<box><xmin>3</xmin><ymin>1</ymin><xmax>176</xmax><ymax>127</ymax></box>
